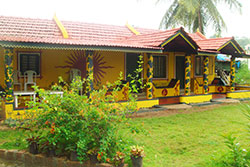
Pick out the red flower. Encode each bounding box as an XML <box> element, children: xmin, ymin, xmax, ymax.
<box><xmin>45</xmin><ymin>121</ymin><xmax>49</xmax><ymax>125</ymax></box>
<box><xmin>50</xmin><ymin>128</ymin><xmax>55</xmax><ymax>134</ymax></box>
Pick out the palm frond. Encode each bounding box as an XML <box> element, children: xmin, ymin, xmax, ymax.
<box><xmin>204</xmin><ymin>0</ymin><xmax>226</xmax><ymax>35</ymax></box>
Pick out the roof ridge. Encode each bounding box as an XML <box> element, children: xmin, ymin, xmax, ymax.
<box><xmin>196</xmin><ymin>37</ymin><xmax>233</xmax><ymax>41</ymax></box>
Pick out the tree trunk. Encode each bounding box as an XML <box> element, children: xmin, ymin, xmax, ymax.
<box><xmin>197</xmin><ymin>8</ymin><xmax>204</xmax><ymax>34</ymax></box>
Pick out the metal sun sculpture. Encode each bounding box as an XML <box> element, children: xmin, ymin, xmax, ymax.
<box><xmin>56</xmin><ymin>51</ymin><xmax>113</xmax><ymax>83</ymax></box>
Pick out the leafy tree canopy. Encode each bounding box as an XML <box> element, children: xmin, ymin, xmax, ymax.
<box><xmin>159</xmin><ymin>0</ymin><xmax>242</xmax><ymax>35</ymax></box>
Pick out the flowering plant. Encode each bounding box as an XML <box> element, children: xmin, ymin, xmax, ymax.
<box><xmin>21</xmin><ymin>75</ymin><xmax>142</xmax><ymax>162</ymax></box>
<box><xmin>112</xmin><ymin>151</ymin><xmax>125</xmax><ymax>166</ymax></box>
<box><xmin>26</xmin><ymin>136</ymin><xmax>40</xmax><ymax>144</ymax></box>
<box><xmin>130</xmin><ymin>145</ymin><xmax>145</xmax><ymax>158</ymax></box>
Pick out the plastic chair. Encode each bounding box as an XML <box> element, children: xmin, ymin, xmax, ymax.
<box><xmin>70</xmin><ymin>68</ymin><xmax>81</xmax><ymax>81</ymax></box>
<box><xmin>24</xmin><ymin>70</ymin><xmax>37</xmax><ymax>91</ymax></box>
<box><xmin>13</xmin><ymin>70</ymin><xmax>22</xmax><ymax>90</ymax></box>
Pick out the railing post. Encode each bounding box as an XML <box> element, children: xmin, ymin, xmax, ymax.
<box><xmin>203</xmin><ymin>56</ymin><xmax>209</xmax><ymax>94</ymax></box>
<box><xmin>86</xmin><ymin>51</ymin><xmax>94</xmax><ymax>95</ymax></box>
<box><xmin>230</xmin><ymin>56</ymin><xmax>236</xmax><ymax>92</ymax></box>
<box><xmin>146</xmin><ymin>54</ymin><xmax>153</xmax><ymax>99</ymax></box>
<box><xmin>4</xmin><ymin>47</ymin><xmax>14</xmax><ymax>103</ymax></box>
<box><xmin>184</xmin><ymin>55</ymin><xmax>191</xmax><ymax>95</ymax></box>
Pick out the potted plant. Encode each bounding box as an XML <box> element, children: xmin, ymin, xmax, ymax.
<box><xmin>26</xmin><ymin>136</ymin><xmax>40</xmax><ymax>154</ymax></box>
<box><xmin>130</xmin><ymin>145</ymin><xmax>145</xmax><ymax>167</ymax></box>
<box><xmin>113</xmin><ymin>151</ymin><xmax>125</xmax><ymax>167</ymax></box>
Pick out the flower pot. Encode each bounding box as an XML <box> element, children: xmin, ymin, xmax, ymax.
<box><xmin>131</xmin><ymin>156</ymin><xmax>143</xmax><ymax>167</ymax></box>
<box><xmin>29</xmin><ymin>142</ymin><xmax>39</xmax><ymax>154</ymax></box>
<box><xmin>69</xmin><ymin>151</ymin><xmax>79</xmax><ymax>161</ymax></box>
<box><xmin>89</xmin><ymin>154</ymin><xmax>99</xmax><ymax>164</ymax></box>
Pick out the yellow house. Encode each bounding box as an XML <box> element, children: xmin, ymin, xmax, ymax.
<box><xmin>0</xmin><ymin>15</ymin><xmax>248</xmax><ymax>120</ymax></box>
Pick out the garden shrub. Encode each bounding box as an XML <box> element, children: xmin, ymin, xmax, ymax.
<box><xmin>220</xmin><ymin>134</ymin><xmax>250</xmax><ymax>167</ymax></box>
<box><xmin>21</xmin><ymin>76</ymin><xmax>143</xmax><ymax>163</ymax></box>
<box><xmin>236</xmin><ymin>61</ymin><xmax>250</xmax><ymax>84</ymax></box>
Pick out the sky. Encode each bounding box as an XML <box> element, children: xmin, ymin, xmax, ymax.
<box><xmin>0</xmin><ymin>0</ymin><xmax>249</xmax><ymax>38</ymax></box>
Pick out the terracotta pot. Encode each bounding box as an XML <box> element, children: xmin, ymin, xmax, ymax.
<box><xmin>131</xmin><ymin>156</ymin><xmax>143</xmax><ymax>167</ymax></box>
<box><xmin>29</xmin><ymin>142</ymin><xmax>39</xmax><ymax>154</ymax></box>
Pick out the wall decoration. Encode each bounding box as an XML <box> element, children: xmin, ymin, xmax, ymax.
<box><xmin>56</xmin><ymin>51</ymin><xmax>113</xmax><ymax>84</ymax></box>
<box><xmin>184</xmin><ymin>55</ymin><xmax>191</xmax><ymax>95</ymax></box>
<box><xmin>203</xmin><ymin>56</ymin><xmax>209</xmax><ymax>94</ymax></box>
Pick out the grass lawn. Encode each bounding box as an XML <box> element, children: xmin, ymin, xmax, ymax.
<box><xmin>123</xmin><ymin>103</ymin><xmax>250</xmax><ymax>167</ymax></box>
<box><xmin>0</xmin><ymin>102</ymin><xmax>250</xmax><ymax>166</ymax></box>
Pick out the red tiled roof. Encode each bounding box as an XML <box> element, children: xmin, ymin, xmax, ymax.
<box><xmin>196</xmin><ymin>37</ymin><xmax>233</xmax><ymax>51</ymax></box>
<box><xmin>0</xmin><ymin>15</ymin><xmax>241</xmax><ymax>54</ymax></box>
<box><xmin>188</xmin><ymin>32</ymin><xmax>206</xmax><ymax>41</ymax></box>
<box><xmin>0</xmin><ymin>15</ymin><xmax>161</xmax><ymax>49</ymax></box>
<box><xmin>113</xmin><ymin>28</ymin><xmax>180</xmax><ymax>47</ymax></box>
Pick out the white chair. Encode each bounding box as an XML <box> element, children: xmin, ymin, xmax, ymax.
<box><xmin>13</xmin><ymin>70</ymin><xmax>22</xmax><ymax>90</ymax></box>
<box><xmin>70</xmin><ymin>68</ymin><xmax>81</xmax><ymax>81</ymax></box>
<box><xmin>24</xmin><ymin>70</ymin><xmax>37</xmax><ymax>91</ymax></box>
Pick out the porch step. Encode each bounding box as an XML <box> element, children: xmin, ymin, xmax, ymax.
<box><xmin>212</xmin><ymin>93</ymin><xmax>227</xmax><ymax>99</ymax></box>
<box><xmin>137</xmin><ymin>92</ymin><xmax>147</xmax><ymax>100</ymax></box>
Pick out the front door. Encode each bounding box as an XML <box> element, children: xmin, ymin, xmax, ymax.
<box><xmin>176</xmin><ymin>56</ymin><xmax>185</xmax><ymax>89</ymax></box>
<box><xmin>126</xmin><ymin>53</ymin><xmax>142</xmax><ymax>92</ymax></box>
<box><xmin>126</xmin><ymin>53</ymin><xmax>140</xmax><ymax>81</ymax></box>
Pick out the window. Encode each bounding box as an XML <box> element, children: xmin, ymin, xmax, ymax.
<box><xmin>153</xmin><ymin>55</ymin><xmax>167</xmax><ymax>78</ymax></box>
<box><xmin>18</xmin><ymin>52</ymin><xmax>41</xmax><ymax>76</ymax></box>
<box><xmin>195</xmin><ymin>56</ymin><xmax>203</xmax><ymax>76</ymax></box>
<box><xmin>195</xmin><ymin>56</ymin><xmax>213</xmax><ymax>75</ymax></box>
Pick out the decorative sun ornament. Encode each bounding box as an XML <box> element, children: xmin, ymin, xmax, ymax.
<box><xmin>56</xmin><ymin>51</ymin><xmax>113</xmax><ymax>83</ymax></box>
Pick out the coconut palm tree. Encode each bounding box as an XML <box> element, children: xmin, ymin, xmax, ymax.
<box><xmin>159</xmin><ymin>0</ymin><xmax>242</xmax><ymax>35</ymax></box>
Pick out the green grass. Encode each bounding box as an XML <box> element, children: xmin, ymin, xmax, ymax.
<box><xmin>0</xmin><ymin>103</ymin><xmax>250</xmax><ymax>166</ymax></box>
<box><xmin>124</xmin><ymin>103</ymin><xmax>250</xmax><ymax>167</ymax></box>
<box><xmin>0</xmin><ymin>128</ymin><xmax>27</xmax><ymax>150</ymax></box>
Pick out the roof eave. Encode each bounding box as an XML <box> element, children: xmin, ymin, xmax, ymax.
<box><xmin>0</xmin><ymin>41</ymin><xmax>163</xmax><ymax>53</ymax></box>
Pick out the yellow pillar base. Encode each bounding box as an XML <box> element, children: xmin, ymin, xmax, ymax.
<box><xmin>227</xmin><ymin>91</ymin><xmax>250</xmax><ymax>99</ymax></box>
<box><xmin>180</xmin><ymin>94</ymin><xmax>212</xmax><ymax>104</ymax></box>
<box><xmin>3</xmin><ymin>103</ymin><xmax>14</xmax><ymax>119</ymax></box>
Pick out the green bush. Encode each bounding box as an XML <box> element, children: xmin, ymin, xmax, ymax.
<box><xmin>21</xmin><ymin>76</ymin><xmax>143</xmax><ymax>163</ymax></box>
<box><xmin>221</xmin><ymin>134</ymin><xmax>250</xmax><ymax>167</ymax></box>
<box><xmin>236</xmin><ymin>61</ymin><xmax>250</xmax><ymax>84</ymax></box>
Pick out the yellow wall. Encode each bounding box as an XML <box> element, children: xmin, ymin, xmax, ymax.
<box><xmin>0</xmin><ymin>48</ymin><xmax>125</xmax><ymax>90</ymax></box>
<box><xmin>98</xmin><ymin>51</ymin><xmax>125</xmax><ymax>85</ymax></box>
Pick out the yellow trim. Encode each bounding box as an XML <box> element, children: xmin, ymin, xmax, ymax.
<box><xmin>218</xmin><ymin>41</ymin><xmax>241</xmax><ymax>54</ymax></box>
<box><xmin>53</xmin><ymin>15</ymin><xmax>69</xmax><ymax>39</ymax></box>
<box><xmin>136</xmin><ymin>99</ymin><xmax>159</xmax><ymax>108</ymax></box>
<box><xmin>227</xmin><ymin>91</ymin><xmax>250</xmax><ymax>99</ymax></box>
<box><xmin>180</xmin><ymin>94</ymin><xmax>212</xmax><ymax>104</ymax></box>
<box><xmin>119</xmin><ymin>99</ymin><xmax>159</xmax><ymax>109</ymax></box>
<box><xmin>161</xmin><ymin>32</ymin><xmax>196</xmax><ymax>50</ymax></box>
<box><xmin>126</xmin><ymin>22</ymin><xmax>140</xmax><ymax>35</ymax></box>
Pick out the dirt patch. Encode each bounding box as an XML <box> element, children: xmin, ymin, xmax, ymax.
<box><xmin>131</xmin><ymin>102</ymin><xmax>240</xmax><ymax>119</ymax></box>
<box><xmin>0</xmin><ymin>123</ymin><xmax>12</xmax><ymax>131</ymax></box>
